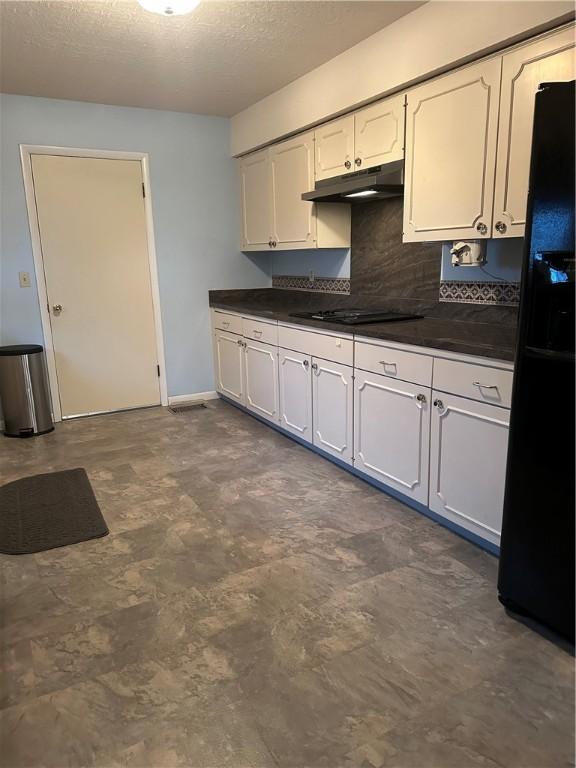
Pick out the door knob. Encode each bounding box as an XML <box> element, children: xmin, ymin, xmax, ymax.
<box><xmin>52</xmin><ymin>304</ymin><xmax>63</xmax><ymax>314</ymax></box>
<box><xmin>344</xmin><ymin>160</ymin><xmax>352</xmax><ymax>170</ymax></box>
<box><xmin>476</xmin><ymin>222</ymin><xmax>488</xmax><ymax>236</ymax></box>
<box><xmin>495</xmin><ymin>221</ymin><xmax>507</xmax><ymax>234</ymax></box>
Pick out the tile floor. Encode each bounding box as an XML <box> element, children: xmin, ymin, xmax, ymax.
<box><xmin>0</xmin><ymin>400</ymin><xmax>573</xmax><ymax>767</ymax></box>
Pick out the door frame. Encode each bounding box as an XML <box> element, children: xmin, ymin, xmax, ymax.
<box><xmin>20</xmin><ymin>144</ymin><xmax>168</xmax><ymax>421</ymax></box>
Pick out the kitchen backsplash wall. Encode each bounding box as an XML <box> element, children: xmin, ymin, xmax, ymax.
<box><xmin>272</xmin><ymin>196</ymin><xmax>522</xmax><ymax>306</ymax></box>
<box><xmin>351</xmin><ymin>198</ymin><xmax>441</xmax><ymax>300</ymax></box>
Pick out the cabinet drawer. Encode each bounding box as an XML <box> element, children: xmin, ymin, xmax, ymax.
<box><xmin>242</xmin><ymin>317</ymin><xmax>278</xmax><ymax>346</ymax></box>
<box><xmin>354</xmin><ymin>341</ymin><xmax>433</xmax><ymax>386</ymax></box>
<box><xmin>278</xmin><ymin>325</ymin><xmax>353</xmax><ymax>366</ymax></box>
<box><xmin>213</xmin><ymin>310</ymin><xmax>243</xmax><ymax>335</ymax></box>
<box><xmin>433</xmin><ymin>358</ymin><xmax>513</xmax><ymax>408</ymax></box>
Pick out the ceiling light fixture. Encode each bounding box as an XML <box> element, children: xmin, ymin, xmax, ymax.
<box><xmin>137</xmin><ymin>0</ymin><xmax>201</xmax><ymax>16</ymax></box>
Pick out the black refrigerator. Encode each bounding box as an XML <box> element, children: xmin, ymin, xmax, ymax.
<box><xmin>498</xmin><ymin>80</ymin><xmax>575</xmax><ymax>643</ymax></box>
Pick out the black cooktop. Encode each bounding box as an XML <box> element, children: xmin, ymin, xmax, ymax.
<box><xmin>289</xmin><ymin>309</ymin><xmax>423</xmax><ymax>325</ymax></box>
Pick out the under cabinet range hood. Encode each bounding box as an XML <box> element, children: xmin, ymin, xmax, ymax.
<box><xmin>302</xmin><ymin>160</ymin><xmax>403</xmax><ymax>203</ymax></box>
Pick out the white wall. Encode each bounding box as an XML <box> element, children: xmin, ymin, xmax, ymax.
<box><xmin>0</xmin><ymin>94</ymin><xmax>271</xmax><ymax>398</ymax></box>
<box><xmin>231</xmin><ymin>1</ymin><xmax>574</xmax><ymax>155</ymax></box>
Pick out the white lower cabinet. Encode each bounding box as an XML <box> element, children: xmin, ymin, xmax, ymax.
<box><xmin>312</xmin><ymin>359</ymin><xmax>353</xmax><ymax>465</ymax></box>
<box><xmin>429</xmin><ymin>390</ymin><xmax>510</xmax><ymax>546</ymax></box>
<box><xmin>214</xmin><ymin>329</ymin><xmax>245</xmax><ymax>405</ymax></box>
<box><xmin>354</xmin><ymin>370</ymin><xmax>431</xmax><ymax>504</ymax></box>
<box><xmin>279</xmin><ymin>348</ymin><xmax>312</xmax><ymax>440</ymax></box>
<box><xmin>243</xmin><ymin>338</ymin><xmax>279</xmax><ymax>422</ymax></box>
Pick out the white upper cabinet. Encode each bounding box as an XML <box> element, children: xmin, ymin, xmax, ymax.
<box><xmin>354</xmin><ymin>370</ymin><xmax>430</xmax><ymax>504</ymax></box>
<box><xmin>354</xmin><ymin>93</ymin><xmax>405</xmax><ymax>170</ymax></box>
<box><xmin>314</xmin><ymin>115</ymin><xmax>355</xmax><ymax>180</ymax></box>
<box><xmin>403</xmin><ymin>57</ymin><xmax>502</xmax><ymax>242</ymax></box>
<box><xmin>270</xmin><ymin>132</ymin><xmax>316</xmax><ymax>249</ymax></box>
<box><xmin>239</xmin><ymin>136</ymin><xmax>350</xmax><ymax>251</ymax></box>
<box><xmin>493</xmin><ymin>26</ymin><xmax>575</xmax><ymax>239</ymax></box>
<box><xmin>239</xmin><ymin>149</ymin><xmax>273</xmax><ymax>250</ymax></box>
<box><xmin>312</xmin><ymin>359</ymin><xmax>353</xmax><ymax>465</ymax></box>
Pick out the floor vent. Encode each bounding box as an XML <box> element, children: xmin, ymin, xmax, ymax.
<box><xmin>169</xmin><ymin>402</ymin><xmax>207</xmax><ymax>414</ymax></box>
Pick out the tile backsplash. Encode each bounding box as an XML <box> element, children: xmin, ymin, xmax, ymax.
<box><xmin>272</xmin><ymin>196</ymin><xmax>522</xmax><ymax>307</ymax></box>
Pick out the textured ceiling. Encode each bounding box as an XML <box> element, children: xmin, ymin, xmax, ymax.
<box><xmin>0</xmin><ymin>0</ymin><xmax>425</xmax><ymax>116</ymax></box>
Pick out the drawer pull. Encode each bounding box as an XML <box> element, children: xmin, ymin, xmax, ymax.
<box><xmin>253</xmin><ymin>329</ymin><xmax>262</xmax><ymax>336</ymax></box>
<box><xmin>473</xmin><ymin>381</ymin><xmax>498</xmax><ymax>390</ymax></box>
<box><xmin>379</xmin><ymin>360</ymin><xmax>397</xmax><ymax>370</ymax></box>
<box><xmin>222</xmin><ymin>321</ymin><xmax>230</xmax><ymax>328</ymax></box>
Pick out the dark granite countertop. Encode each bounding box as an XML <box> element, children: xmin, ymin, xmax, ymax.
<box><xmin>209</xmin><ymin>289</ymin><xmax>517</xmax><ymax>362</ymax></box>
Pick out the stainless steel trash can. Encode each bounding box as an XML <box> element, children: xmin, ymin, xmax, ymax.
<box><xmin>0</xmin><ymin>345</ymin><xmax>54</xmax><ymax>437</ymax></box>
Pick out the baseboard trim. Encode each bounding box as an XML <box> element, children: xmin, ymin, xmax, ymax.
<box><xmin>218</xmin><ymin>393</ymin><xmax>500</xmax><ymax>557</ymax></box>
<box><xmin>168</xmin><ymin>391</ymin><xmax>219</xmax><ymax>405</ymax></box>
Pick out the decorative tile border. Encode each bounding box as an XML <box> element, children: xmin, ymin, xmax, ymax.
<box><xmin>439</xmin><ymin>280</ymin><xmax>520</xmax><ymax>307</ymax></box>
<box><xmin>272</xmin><ymin>275</ymin><xmax>351</xmax><ymax>294</ymax></box>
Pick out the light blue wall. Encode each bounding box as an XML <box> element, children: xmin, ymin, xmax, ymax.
<box><xmin>441</xmin><ymin>238</ymin><xmax>524</xmax><ymax>282</ymax></box>
<box><xmin>271</xmin><ymin>248</ymin><xmax>350</xmax><ymax>278</ymax></box>
<box><xmin>0</xmin><ymin>94</ymin><xmax>271</xmax><ymax>397</ymax></box>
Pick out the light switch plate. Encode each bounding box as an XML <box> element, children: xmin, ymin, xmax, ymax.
<box><xmin>19</xmin><ymin>271</ymin><xmax>31</xmax><ymax>288</ymax></box>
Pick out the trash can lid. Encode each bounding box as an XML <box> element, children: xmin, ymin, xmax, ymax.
<box><xmin>0</xmin><ymin>344</ymin><xmax>44</xmax><ymax>356</ymax></box>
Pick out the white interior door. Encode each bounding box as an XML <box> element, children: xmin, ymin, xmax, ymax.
<box><xmin>31</xmin><ymin>154</ymin><xmax>161</xmax><ymax>418</ymax></box>
<box><xmin>279</xmin><ymin>348</ymin><xmax>312</xmax><ymax>441</ymax></box>
<box><xmin>312</xmin><ymin>358</ymin><xmax>353</xmax><ymax>465</ymax></box>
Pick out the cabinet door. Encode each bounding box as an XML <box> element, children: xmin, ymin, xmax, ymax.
<box><xmin>244</xmin><ymin>338</ymin><xmax>279</xmax><ymax>422</ymax></box>
<box><xmin>270</xmin><ymin>132</ymin><xmax>316</xmax><ymax>249</ymax></box>
<box><xmin>403</xmin><ymin>57</ymin><xmax>501</xmax><ymax>242</ymax></box>
<box><xmin>239</xmin><ymin>149</ymin><xmax>273</xmax><ymax>250</ymax></box>
<box><xmin>315</xmin><ymin>115</ymin><xmax>355</xmax><ymax>181</ymax></box>
<box><xmin>429</xmin><ymin>391</ymin><xmax>509</xmax><ymax>547</ymax></box>
<box><xmin>312</xmin><ymin>359</ymin><xmax>353</xmax><ymax>465</ymax></box>
<box><xmin>493</xmin><ymin>27</ymin><xmax>575</xmax><ymax>239</ymax></box>
<box><xmin>214</xmin><ymin>330</ymin><xmax>244</xmax><ymax>404</ymax></box>
<box><xmin>354</xmin><ymin>93</ymin><xmax>405</xmax><ymax>169</ymax></box>
<box><xmin>279</xmin><ymin>348</ymin><xmax>312</xmax><ymax>441</ymax></box>
<box><xmin>354</xmin><ymin>371</ymin><xmax>430</xmax><ymax>504</ymax></box>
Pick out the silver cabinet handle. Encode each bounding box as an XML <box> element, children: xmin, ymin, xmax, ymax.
<box><xmin>253</xmin><ymin>329</ymin><xmax>262</xmax><ymax>336</ymax></box>
<box><xmin>416</xmin><ymin>394</ymin><xmax>426</xmax><ymax>403</ymax></box>
<box><xmin>237</xmin><ymin>338</ymin><xmax>243</xmax><ymax>346</ymax></box>
<box><xmin>268</xmin><ymin>239</ymin><xmax>273</xmax><ymax>248</ymax></box>
<box><xmin>303</xmin><ymin>360</ymin><xmax>309</xmax><ymax>369</ymax></box>
<box><xmin>473</xmin><ymin>381</ymin><xmax>498</xmax><ymax>390</ymax></box>
<box><xmin>355</xmin><ymin>158</ymin><xmax>362</xmax><ymax>166</ymax></box>
<box><xmin>222</xmin><ymin>321</ymin><xmax>230</xmax><ymax>328</ymax></box>
<box><xmin>52</xmin><ymin>304</ymin><xmax>63</xmax><ymax>314</ymax></box>
<box><xmin>433</xmin><ymin>398</ymin><xmax>444</xmax><ymax>409</ymax></box>
<box><xmin>476</xmin><ymin>222</ymin><xmax>488</xmax><ymax>235</ymax></box>
<box><xmin>495</xmin><ymin>221</ymin><xmax>507</xmax><ymax>234</ymax></box>
<box><xmin>344</xmin><ymin>160</ymin><xmax>352</xmax><ymax>170</ymax></box>
<box><xmin>379</xmin><ymin>360</ymin><xmax>397</xmax><ymax>370</ymax></box>
<box><xmin>311</xmin><ymin>362</ymin><xmax>318</xmax><ymax>371</ymax></box>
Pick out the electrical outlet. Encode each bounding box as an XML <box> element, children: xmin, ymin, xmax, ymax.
<box><xmin>308</xmin><ymin>270</ymin><xmax>315</xmax><ymax>283</ymax></box>
<box><xmin>19</xmin><ymin>271</ymin><xmax>31</xmax><ymax>288</ymax></box>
